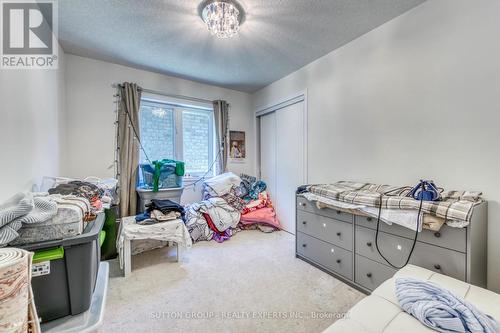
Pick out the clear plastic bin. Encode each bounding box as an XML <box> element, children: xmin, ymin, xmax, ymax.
<box><xmin>41</xmin><ymin>262</ymin><xmax>109</xmax><ymax>333</ymax></box>
<box><xmin>138</xmin><ymin>163</ymin><xmax>183</xmax><ymax>189</ymax></box>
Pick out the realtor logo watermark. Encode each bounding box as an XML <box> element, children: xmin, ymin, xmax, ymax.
<box><xmin>1</xmin><ymin>0</ymin><xmax>58</xmax><ymax>69</ymax></box>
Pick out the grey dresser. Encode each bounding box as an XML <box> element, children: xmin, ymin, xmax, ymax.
<box><xmin>295</xmin><ymin>195</ymin><xmax>488</xmax><ymax>293</ymax></box>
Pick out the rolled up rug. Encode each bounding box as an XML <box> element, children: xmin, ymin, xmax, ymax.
<box><xmin>0</xmin><ymin>248</ymin><xmax>40</xmax><ymax>333</ymax></box>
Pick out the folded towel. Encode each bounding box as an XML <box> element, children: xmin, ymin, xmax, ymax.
<box><xmin>395</xmin><ymin>277</ymin><xmax>500</xmax><ymax>333</ymax></box>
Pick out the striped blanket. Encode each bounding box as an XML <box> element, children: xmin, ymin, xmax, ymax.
<box><xmin>307</xmin><ymin>181</ymin><xmax>482</xmax><ymax>223</ymax></box>
<box><xmin>396</xmin><ymin>277</ymin><xmax>499</xmax><ymax>333</ymax></box>
<box><xmin>0</xmin><ymin>193</ymin><xmax>58</xmax><ymax>246</ymax></box>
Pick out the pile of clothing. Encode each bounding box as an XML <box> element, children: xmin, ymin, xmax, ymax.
<box><xmin>0</xmin><ymin>178</ymin><xmax>113</xmax><ymax>247</ymax></box>
<box><xmin>48</xmin><ymin>180</ymin><xmax>106</xmax><ymax>214</ymax></box>
<box><xmin>185</xmin><ymin>197</ymin><xmax>240</xmax><ymax>243</ymax></box>
<box><xmin>135</xmin><ymin>199</ymin><xmax>184</xmax><ymax>225</ymax></box>
<box><xmin>239</xmin><ymin>191</ymin><xmax>280</xmax><ymax>232</ymax></box>
<box><xmin>184</xmin><ymin>172</ymin><xmax>280</xmax><ymax>243</ymax></box>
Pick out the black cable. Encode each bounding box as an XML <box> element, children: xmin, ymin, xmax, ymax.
<box><xmin>184</xmin><ymin>146</ymin><xmax>223</xmax><ymax>189</ymax></box>
<box><xmin>374</xmin><ymin>182</ymin><xmax>424</xmax><ymax>269</ymax></box>
<box><xmin>183</xmin><ymin>131</ymin><xmax>228</xmax><ymax>189</ymax></box>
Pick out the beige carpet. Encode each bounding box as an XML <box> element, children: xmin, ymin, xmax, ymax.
<box><xmin>104</xmin><ymin>230</ymin><xmax>365</xmax><ymax>333</ymax></box>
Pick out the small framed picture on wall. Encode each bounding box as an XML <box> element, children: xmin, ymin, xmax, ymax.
<box><xmin>229</xmin><ymin>130</ymin><xmax>246</xmax><ymax>161</ymax></box>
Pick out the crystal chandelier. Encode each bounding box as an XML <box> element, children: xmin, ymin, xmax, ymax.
<box><xmin>201</xmin><ymin>1</ymin><xmax>242</xmax><ymax>39</ymax></box>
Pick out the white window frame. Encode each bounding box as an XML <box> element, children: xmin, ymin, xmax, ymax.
<box><xmin>139</xmin><ymin>93</ymin><xmax>215</xmax><ymax>178</ymax></box>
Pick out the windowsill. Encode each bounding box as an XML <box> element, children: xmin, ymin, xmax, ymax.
<box><xmin>183</xmin><ymin>175</ymin><xmax>214</xmax><ymax>183</ymax></box>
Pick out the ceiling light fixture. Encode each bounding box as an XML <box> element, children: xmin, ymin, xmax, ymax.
<box><xmin>199</xmin><ymin>0</ymin><xmax>245</xmax><ymax>39</ymax></box>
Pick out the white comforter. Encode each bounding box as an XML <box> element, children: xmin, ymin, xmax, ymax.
<box><xmin>203</xmin><ymin>172</ymin><xmax>241</xmax><ymax>197</ymax></box>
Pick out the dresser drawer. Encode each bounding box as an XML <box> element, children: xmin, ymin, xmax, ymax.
<box><xmin>355</xmin><ymin>226</ymin><xmax>466</xmax><ymax>281</ymax></box>
<box><xmin>355</xmin><ymin>215</ymin><xmax>377</xmax><ymax>229</ymax></box>
<box><xmin>297</xmin><ymin>196</ymin><xmax>353</xmax><ymax>223</ymax></box>
<box><xmin>355</xmin><ymin>226</ymin><xmax>414</xmax><ymax>267</ymax></box>
<box><xmin>355</xmin><ymin>215</ymin><xmax>466</xmax><ymax>253</ymax></box>
<box><xmin>355</xmin><ymin>255</ymin><xmax>396</xmax><ymax>291</ymax></box>
<box><xmin>297</xmin><ymin>211</ymin><xmax>353</xmax><ymax>250</ymax></box>
<box><xmin>410</xmin><ymin>242</ymin><xmax>466</xmax><ymax>281</ymax></box>
<box><xmin>297</xmin><ymin>232</ymin><xmax>353</xmax><ymax>280</ymax></box>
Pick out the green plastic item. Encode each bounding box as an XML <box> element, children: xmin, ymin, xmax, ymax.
<box><xmin>33</xmin><ymin>246</ymin><xmax>65</xmax><ymax>264</ymax></box>
<box><xmin>99</xmin><ymin>231</ymin><xmax>106</xmax><ymax>247</ymax></box>
<box><xmin>101</xmin><ymin>206</ymin><xmax>118</xmax><ymax>260</ymax></box>
<box><xmin>152</xmin><ymin>159</ymin><xmax>185</xmax><ymax>191</ymax></box>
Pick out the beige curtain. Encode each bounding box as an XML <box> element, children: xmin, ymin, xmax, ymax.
<box><xmin>118</xmin><ymin>82</ymin><xmax>142</xmax><ymax>217</ymax></box>
<box><xmin>213</xmin><ymin>100</ymin><xmax>229</xmax><ymax>175</ymax></box>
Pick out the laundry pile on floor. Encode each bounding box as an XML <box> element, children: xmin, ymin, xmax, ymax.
<box><xmin>184</xmin><ymin>172</ymin><xmax>280</xmax><ymax>243</ymax></box>
<box><xmin>0</xmin><ymin>178</ymin><xmax>115</xmax><ymax>247</ymax></box>
<box><xmin>135</xmin><ymin>199</ymin><xmax>185</xmax><ymax>225</ymax></box>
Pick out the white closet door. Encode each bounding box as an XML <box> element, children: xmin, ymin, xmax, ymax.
<box><xmin>260</xmin><ymin>112</ymin><xmax>277</xmax><ymax>200</ymax></box>
<box><xmin>275</xmin><ymin>102</ymin><xmax>305</xmax><ymax>234</ymax></box>
<box><xmin>259</xmin><ymin>100</ymin><xmax>305</xmax><ymax>234</ymax></box>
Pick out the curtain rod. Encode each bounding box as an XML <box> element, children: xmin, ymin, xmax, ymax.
<box><xmin>112</xmin><ymin>83</ymin><xmax>214</xmax><ymax>105</ymax></box>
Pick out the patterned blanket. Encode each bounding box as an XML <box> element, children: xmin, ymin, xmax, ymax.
<box><xmin>307</xmin><ymin>181</ymin><xmax>482</xmax><ymax>223</ymax></box>
<box><xmin>396</xmin><ymin>277</ymin><xmax>499</xmax><ymax>333</ymax></box>
<box><xmin>0</xmin><ymin>193</ymin><xmax>58</xmax><ymax>247</ymax></box>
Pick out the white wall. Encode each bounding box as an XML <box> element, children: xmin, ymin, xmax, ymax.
<box><xmin>0</xmin><ymin>45</ymin><xmax>66</xmax><ymax>201</ymax></box>
<box><xmin>63</xmin><ymin>55</ymin><xmax>255</xmax><ymax>202</ymax></box>
<box><xmin>253</xmin><ymin>0</ymin><xmax>500</xmax><ymax>292</ymax></box>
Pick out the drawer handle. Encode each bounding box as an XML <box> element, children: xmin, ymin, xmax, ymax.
<box><xmin>302</xmin><ymin>221</ymin><xmax>307</xmax><ymax>225</ymax></box>
<box><xmin>336</xmin><ymin>232</ymin><xmax>341</xmax><ymax>236</ymax></box>
<box><xmin>434</xmin><ymin>232</ymin><xmax>441</xmax><ymax>238</ymax></box>
<box><xmin>302</xmin><ymin>244</ymin><xmax>307</xmax><ymax>248</ymax></box>
<box><xmin>336</xmin><ymin>210</ymin><xmax>342</xmax><ymax>214</ymax></box>
<box><xmin>366</xmin><ymin>273</ymin><xmax>372</xmax><ymax>278</ymax></box>
<box><xmin>366</xmin><ymin>242</ymin><xmax>372</xmax><ymax>247</ymax></box>
<box><xmin>366</xmin><ymin>217</ymin><xmax>373</xmax><ymax>222</ymax></box>
<box><xmin>434</xmin><ymin>264</ymin><xmax>441</xmax><ymax>270</ymax></box>
<box><xmin>336</xmin><ymin>259</ymin><xmax>341</xmax><ymax>264</ymax></box>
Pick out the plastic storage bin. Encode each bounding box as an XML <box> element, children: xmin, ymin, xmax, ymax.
<box><xmin>16</xmin><ymin>213</ymin><xmax>105</xmax><ymax>323</ymax></box>
<box><xmin>41</xmin><ymin>262</ymin><xmax>109</xmax><ymax>333</ymax></box>
<box><xmin>138</xmin><ymin>163</ymin><xmax>183</xmax><ymax>189</ymax></box>
<box><xmin>136</xmin><ymin>186</ymin><xmax>184</xmax><ymax>212</ymax></box>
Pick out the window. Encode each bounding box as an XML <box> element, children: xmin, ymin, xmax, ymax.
<box><xmin>139</xmin><ymin>97</ymin><xmax>214</xmax><ymax>177</ymax></box>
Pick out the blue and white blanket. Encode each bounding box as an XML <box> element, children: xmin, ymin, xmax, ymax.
<box><xmin>396</xmin><ymin>277</ymin><xmax>500</xmax><ymax>333</ymax></box>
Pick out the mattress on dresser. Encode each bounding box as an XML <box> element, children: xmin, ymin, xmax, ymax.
<box><xmin>10</xmin><ymin>205</ymin><xmax>85</xmax><ymax>245</ymax></box>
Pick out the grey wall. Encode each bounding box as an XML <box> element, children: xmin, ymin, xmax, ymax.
<box><xmin>0</xmin><ymin>45</ymin><xmax>66</xmax><ymax>201</ymax></box>
<box><xmin>253</xmin><ymin>0</ymin><xmax>500</xmax><ymax>292</ymax></box>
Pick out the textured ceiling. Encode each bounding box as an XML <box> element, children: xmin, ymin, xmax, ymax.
<box><xmin>59</xmin><ymin>0</ymin><xmax>426</xmax><ymax>92</ymax></box>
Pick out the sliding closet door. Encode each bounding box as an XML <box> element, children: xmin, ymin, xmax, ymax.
<box><xmin>259</xmin><ymin>99</ymin><xmax>305</xmax><ymax>234</ymax></box>
<box><xmin>275</xmin><ymin>102</ymin><xmax>305</xmax><ymax>234</ymax></box>
<box><xmin>259</xmin><ymin>112</ymin><xmax>277</xmax><ymax>199</ymax></box>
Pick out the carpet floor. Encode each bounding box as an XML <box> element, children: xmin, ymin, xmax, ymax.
<box><xmin>103</xmin><ymin>230</ymin><xmax>365</xmax><ymax>333</ymax></box>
